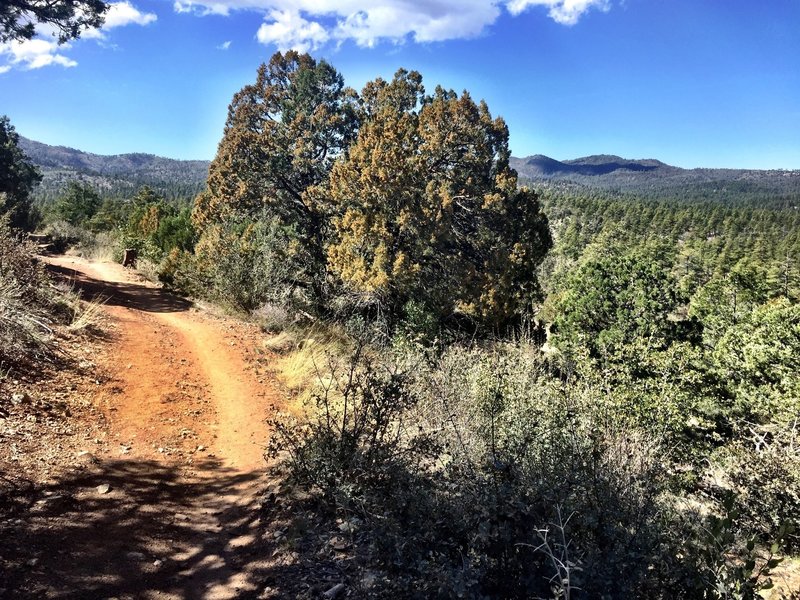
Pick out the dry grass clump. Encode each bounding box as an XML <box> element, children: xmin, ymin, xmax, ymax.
<box><xmin>0</xmin><ymin>218</ymin><xmax>54</xmax><ymax>365</ymax></box>
<box><xmin>1</xmin><ymin>218</ymin><xmax>109</xmax><ymax>368</ymax></box>
<box><xmin>270</xmin><ymin>323</ymin><xmax>351</xmax><ymax>394</ymax></box>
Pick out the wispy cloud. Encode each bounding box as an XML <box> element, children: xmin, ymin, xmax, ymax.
<box><xmin>217</xmin><ymin>40</ymin><xmax>232</xmax><ymax>50</ymax></box>
<box><xmin>0</xmin><ymin>1</ymin><xmax>156</xmax><ymax>71</ymax></box>
<box><xmin>173</xmin><ymin>0</ymin><xmax>612</xmax><ymax>52</ymax></box>
<box><xmin>507</xmin><ymin>0</ymin><xmax>610</xmax><ymax>26</ymax></box>
<box><xmin>83</xmin><ymin>1</ymin><xmax>158</xmax><ymax>40</ymax></box>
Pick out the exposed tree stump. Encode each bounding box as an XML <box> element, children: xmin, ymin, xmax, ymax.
<box><xmin>122</xmin><ymin>248</ymin><xmax>137</xmax><ymax>268</ymax></box>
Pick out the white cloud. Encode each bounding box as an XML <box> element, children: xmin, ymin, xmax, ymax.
<box><xmin>0</xmin><ymin>38</ymin><xmax>78</xmax><ymax>70</ymax></box>
<box><xmin>83</xmin><ymin>1</ymin><xmax>157</xmax><ymax>39</ymax></box>
<box><xmin>172</xmin><ymin>0</ymin><xmax>612</xmax><ymax>51</ymax></box>
<box><xmin>334</xmin><ymin>3</ymin><xmax>500</xmax><ymax>47</ymax></box>
<box><xmin>1</xmin><ymin>1</ymin><xmax>156</xmax><ymax>71</ymax></box>
<box><xmin>104</xmin><ymin>1</ymin><xmax>158</xmax><ymax>28</ymax></box>
<box><xmin>257</xmin><ymin>9</ymin><xmax>329</xmax><ymax>52</ymax></box>
<box><xmin>507</xmin><ymin>0</ymin><xmax>610</xmax><ymax>26</ymax></box>
<box><xmin>218</xmin><ymin>40</ymin><xmax>232</xmax><ymax>49</ymax></box>
<box><xmin>174</xmin><ymin>0</ymin><xmax>232</xmax><ymax>16</ymax></box>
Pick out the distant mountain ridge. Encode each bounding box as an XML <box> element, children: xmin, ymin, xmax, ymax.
<box><xmin>18</xmin><ymin>135</ymin><xmax>799</xmax><ymax>206</ymax></box>
<box><xmin>18</xmin><ymin>136</ymin><xmax>211</xmax><ymax>203</ymax></box>
<box><xmin>510</xmin><ymin>154</ymin><xmax>800</xmax><ymax>204</ymax></box>
<box><xmin>516</xmin><ymin>154</ymin><xmax>669</xmax><ymax>177</ymax></box>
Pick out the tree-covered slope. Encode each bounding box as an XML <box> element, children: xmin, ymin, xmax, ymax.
<box><xmin>18</xmin><ymin>136</ymin><xmax>210</xmax><ymax>203</ymax></box>
<box><xmin>511</xmin><ymin>154</ymin><xmax>800</xmax><ymax>206</ymax></box>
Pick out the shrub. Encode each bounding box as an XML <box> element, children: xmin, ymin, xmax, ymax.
<box><xmin>44</xmin><ymin>219</ymin><xmax>97</xmax><ymax>254</ymax></box>
<box><xmin>252</xmin><ymin>302</ymin><xmax>293</xmax><ymax>333</ymax></box>
<box><xmin>268</xmin><ymin>340</ymin><xmax>438</xmax><ymax>496</ymax></box>
<box><xmin>194</xmin><ymin>215</ymin><xmax>315</xmax><ymax>312</ymax></box>
<box><xmin>0</xmin><ymin>216</ymin><xmax>52</xmax><ymax>365</ymax></box>
<box><xmin>267</xmin><ymin>340</ymin><xmax>726</xmax><ymax>597</ymax></box>
<box><xmin>710</xmin><ymin>428</ymin><xmax>800</xmax><ymax>552</ymax></box>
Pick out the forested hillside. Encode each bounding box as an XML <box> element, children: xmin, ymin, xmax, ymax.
<box><xmin>18</xmin><ymin>136</ymin><xmax>209</xmax><ymax>203</ymax></box>
<box><xmin>513</xmin><ymin>154</ymin><xmax>800</xmax><ymax>206</ymax></box>
<box><xmin>23</xmin><ymin>133</ymin><xmax>800</xmax><ymax>211</ymax></box>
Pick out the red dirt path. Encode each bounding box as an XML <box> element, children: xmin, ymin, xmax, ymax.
<box><xmin>1</xmin><ymin>256</ymin><xmax>288</xmax><ymax>599</ymax></box>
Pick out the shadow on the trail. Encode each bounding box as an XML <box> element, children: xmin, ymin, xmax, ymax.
<box><xmin>46</xmin><ymin>263</ymin><xmax>193</xmax><ymax>314</ymax></box>
<box><xmin>0</xmin><ymin>458</ymin><xmax>299</xmax><ymax>599</ymax></box>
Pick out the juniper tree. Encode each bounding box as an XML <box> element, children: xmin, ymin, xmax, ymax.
<box><xmin>194</xmin><ymin>51</ymin><xmax>358</xmax><ymax>303</ymax></box>
<box><xmin>324</xmin><ymin>71</ymin><xmax>551</xmax><ymax>329</ymax></box>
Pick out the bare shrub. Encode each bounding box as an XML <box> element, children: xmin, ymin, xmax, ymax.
<box><xmin>252</xmin><ymin>302</ymin><xmax>292</xmax><ymax>333</ymax></box>
<box><xmin>44</xmin><ymin>220</ymin><xmax>95</xmax><ymax>253</ymax></box>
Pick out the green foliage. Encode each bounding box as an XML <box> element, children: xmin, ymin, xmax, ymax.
<box><xmin>151</xmin><ymin>207</ymin><xmax>194</xmax><ymax>255</ymax></box>
<box><xmin>690</xmin><ymin>261</ymin><xmax>771</xmax><ymax>347</ymax></box>
<box><xmin>50</xmin><ymin>181</ymin><xmax>101</xmax><ymax>226</ymax></box>
<box><xmin>88</xmin><ymin>198</ymin><xmax>134</xmax><ymax>232</ymax></box>
<box><xmin>713</xmin><ymin>298</ymin><xmax>800</xmax><ymax>424</ymax></box>
<box><xmin>541</xmin><ymin>191</ymin><xmax>800</xmax><ymax>307</ymax></box>
<box><xmin>550</xmin><ymin>243</ymin><xmax>688</xmax><ymax>360</ymax></box>
<box><xmin>398</xmin><ymin>299</ymin><xmax>440</xmax><ymax>345</ymax></box>
<box><xmin>192</xmin><ymin>215</ymin><xmax>311</xmax><ymax>311</ymax></box>
<box><xmin>0</xmin><ymin>0</ymin><xmax>107</xmax><ymax>44</ymax></box>
<box><xmin>0</xmin><ymin>115</ymin><xmax>42</xmax><ymax>230</ymax></box>
<box><xmin>122</xmin><ymin>186</ymin><xmax>195</xmax><ymax>262</ymax></box>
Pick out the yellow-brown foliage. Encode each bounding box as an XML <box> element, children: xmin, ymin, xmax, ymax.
<box><xmin>325</xmin><ymin>73</ymin><xmax>552</xmax><ymax>327</ymax></box>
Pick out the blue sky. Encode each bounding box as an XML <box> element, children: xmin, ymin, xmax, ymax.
<box><xmin>1</xmin><ymin>0</ymin><xmax>798</xmax><ymax>168</ymax></box>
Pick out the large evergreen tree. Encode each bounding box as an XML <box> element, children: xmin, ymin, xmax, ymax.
<box><xmin>193</xmin><ymin>51</ymin><xmax>358</xmax><ymax>303</ymax></box>
<box><xmin>194</xmin><ymin>51</ymin><xmax>357</xmax><ymax>237</ymax></box>
<box><xmin>325</xmin><ymin>71</ymin><xmax>552</xmax><ymax>328</ymax></box>
<box><xmin>0</xmin><ymin>115</ymin><xmax>42</xmax><ymax>229</ymax></box>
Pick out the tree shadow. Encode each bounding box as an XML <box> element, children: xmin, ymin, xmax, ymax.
<box><xmin>0</xmin><ymin>458</ymin><xmax>307</xmax><ymax>599</ymax></box>
<box><xmin>46</xmin><ymin>263</ymin><xmax>193</xmax><ymax>314</ymax></box>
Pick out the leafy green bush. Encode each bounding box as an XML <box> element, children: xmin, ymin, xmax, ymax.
<box><xmin>713</xmin><ymin>298</ymin><xmax>800</xmax><ymax>425</ymax></box>
<box><xmin>193</xmin><ymin>215</ymin><xmax>314</xmax><ymax>312</ymax></box>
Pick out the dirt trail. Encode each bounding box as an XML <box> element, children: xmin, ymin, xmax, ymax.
<box><xmin>76</xmin><ymin>258</ymin><xmax>271</xmax><ymax>472</ymax></box>
<box><xmin>3</xmin><ymin>256</ymin><xmax>285</xmax><ymax>599</ymax></box>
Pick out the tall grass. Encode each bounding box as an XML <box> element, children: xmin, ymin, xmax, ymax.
<box><xmin>0</xmin><ymin>217</ymin><xmax>54</xmax><ymax>365</ymax></box>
